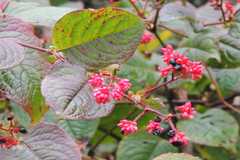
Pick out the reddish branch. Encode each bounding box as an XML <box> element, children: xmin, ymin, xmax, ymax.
<box><xmin>205</xmin><ymin>65</ymin><xmax>240</xmax><ymax>113</ymax></box>
<box><xmin>17</xmin><ymin>42</ymin><xmax>65</xmax><ymax>62</ymax></box>
<box><xmin>123</xmin><ymin>94</ymin><xmax>176</xmax><ymax>130</ymax></box>
<box><xmin>128</xmin><ymin>0</ymin><xmax>145</xmax><ymax>18</ymax></box>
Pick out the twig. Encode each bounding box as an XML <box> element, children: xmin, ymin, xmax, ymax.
<box><xmin>144</xmin><ymin>76</ymin><xmax>180</xmax><ymax>97</ymax></box>
<box><xmin>205</xmin><ymin>65</ymin><xmax>240</xmax><ymax>113</ymax></box>
<box><xmin>149</xmin><ymin>0</ymin><xmax>165</xmax><ymax>46</ymax></box>
<box><xmin>203</xmin><ymin>21</ymin><xmax>225</xmax><ymax>27</ymax></box>
<box><xmin>128</xmin><ymin>0</ymin><xmax>145</xmax><ymax>18</ymax></box>
<box><xmin>17</xmin><ymin>42</ymin><xmax>65</xmax><ymax>61</ymax></box>
<box><xmin>123</xmin><ymin>94</ymin><xmax>166</xmax><ymax>118</ymax></box>
<box><xmin>143</xmin><ymin>0</ymin><xmax>150</xmax><ymax>12</ymax></box>
<box><xmin>17</xmin><ymin>42</ymin><xmax>53</xmax><ymax>55</ymax></box>
<box><xmin>0</xmin><ymin>0</ymin><xmax>10</xmax><ymax>12</ymax></box>
<box><xmin>219</xmin><ymin>0</ymin><xmax>226</xmax><ymax>23</ymax></box>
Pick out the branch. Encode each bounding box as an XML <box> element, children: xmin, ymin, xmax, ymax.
<box><xmin>219</xmin><ymin>0</ymin><xmax>226</xmax><ymax>23</ymax></box>
<box><xmin>203</xmin><ymin>21</ymin><xmax>225</xmax><ymax>27</ymax></box>
<box><xmin>148</xmin><ymin>0</ymin><xmax>165</xmax><ymax>46</ymax></box>
<box><xmin>144</xmin><ymin>76</ymin><xmax>180</xmax><ymax>97</ymax></box>
<box><xmin>128</xmin><ymin>0</ymin><xmax>145</xmax><ymax>18</ymax></box>
<box><xmin>17</xmin><ymin>42</ymin><xmax>65</xmax><ymax>62</ymax></box>
<box><xmin>205</xmin><ymin>65</ymin><xmax>240</xmax><ymax>113</ymax></box>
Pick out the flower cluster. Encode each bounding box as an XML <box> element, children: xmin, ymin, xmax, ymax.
<box><xmin>159</xmin><ymin>45</ymin><xmax>203</xmax><ymax>80</ymax></box>
<box><xmin>0</xmin><ymin>115</ymin><xmax>23</xmax><ymax>149</ymax></box>
<box><xmin>0</xmin><ymin>136</ymin><xmax>19</xmax><ymax>149</ymax></box>
<box><xmin>223</xmin><ymin>1</ymin><xmax>235</xmax><ymax>19</ymax></box>
<box><xmin>146</xmin><ymin>120</ymin><xmax>164</xmax><ymax>134</ymax></box>
<box><xmin>117</xmin><ymin>118</ymin><xmax>189</xmax><ymax>146</ymax></box>
<box><xmin>176</xmin><ymin>102</ymin><xmax>196</xmax><ymax>119</ymax></box>
<box><xmin>88</xmin><ymin>73</ymin><xmax>132</xmax><ymax>104</ymax></box>
<box><xmin>140</xmin><ymin>32</ymin><xmax>154</xmax><ymax>44</ymax></box>
<box><xmin>117</xmin><ymin>119</ymin><xmax>138</xmax><ymax>135</ymax></box>
<box><xmin>109</xmin><ymin>0</ymin><xmax>136</xmax><ymax>3</ymax></box>
<box><xmin>117</xmin><ymin>101</ymin><xmax>196</xmax><ymax>146</ymax></box>
<box><xmin>209</xmin><ymin>0</ymin><xmax>237</xmax><ymax>21</ymax></box>
<box><xmin>169</xmin><ymin>131</ymin><xmax>189</xmax><ymax>146</ymax></box>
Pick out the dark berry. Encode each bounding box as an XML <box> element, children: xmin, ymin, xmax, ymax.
<box><xmin>167</xmin><ymin>130</ymin><xmax>176</xmax><ymax>138</ymax></box>
<box><xmin>19</xmin><ymin>127</ymin><xmax>27</xmax><ymax>134</ymax></box>
<box><xmin>154</xmin><ymin>116</ymin><xmax>161</xmax><ymax>123</ymax></box>
<box><xmin>0</xmin><ymin>138</ymin><xmax>6</xmax><ymax>144</ymax></box>
<box><xmin>171</xmin><ymin>141</ymin><xmax>183</xmax><ymax>147</ymax></box>
<box><xmin>7</xmin><ymin>115</ymin><xmax>14</xmax><ymax>121</ymax></box>
<box><xmin>174</xmin><ymin>64</ymin><xmax>182</xmax><ymax>70</ymax></box>
<box><xmin>169</xmin><ymin>59</ymin><xmax>177</xmax><ymax>66</ymax></box>
<box><xmin>152</xmin><ymin>129</ymin><xmax>162</xmax><ymax>136</ymax></box>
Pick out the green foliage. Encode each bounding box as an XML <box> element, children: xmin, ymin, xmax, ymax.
<box><xmin>153</xmin><ymin>153</ymin><xmax>202</xmax><ymax>160</ymax></box>
<box><xmin>52</xmin><ymin>7</ymin><xmax>144</xmax><ymax>70</ymax></box>
<box><xmin>118</xmin><ymin>53</ymin><xmax>160</xmax><ymax>92</ymax></box>
<box><xmin>41</xmin><ymin>63</ymin><xmax>114</xmax><ymax>120</ymax></box>
<box><xmin>116</xmin><ymin>131</ymin><xmax>178</xmax><ymax>160</ymax></box>
<box><xmin>45</xmin><ymin>110</ymin><xmax>100</xmax><ymax>140</ymax></box>
<box><xmin>0</xmin><ymin>0</ymin><xmax>240</xmax><ymax>160</ymax></box>
<box><xmin>177</xmin><ymin>109</ymin><xmax>239</xmax><ymax>152</ymax></box>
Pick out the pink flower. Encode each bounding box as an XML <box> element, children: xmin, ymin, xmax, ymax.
<box><xmin>0</xmin><ymin>136</ymin><xmax>19</xmax><ymax>149</ymax></box>
<box><xmin>146</xmin><ymin>120</ymin><xmax>163</xmax><ymax>134</ymax></box>
<box><xmin>109</xmin><ymin>0</ymin><xmax>118</xmax><ymax>3</ymax></box>
<box><xmin>140</xmin><ymin>32</ymin><xmax>154</xmax><ymax>44</ymax></box>
<box><xmin>161</xmin><ymin>45</ymin><xmax>175</xmax><ymax>64</ymax></box>
<box><xmin>88</xmin><ymin>74</ymin><xmax>104</xmax><ymax>88</ymax></box>
<box><xmin>111</xmin><ymin>86</ymin><xmax>124</xmax><ymax>101</ymax></box>
<box><xmin>117</xmin><ymin>79</ymin><xmax>132</xmax><ymax>92</ymax></box>
<box><xmin>189</xmin><ymin>62</ymin><xmax>203</xmax><ymax>80</ymax></box>
<box><xmin>224</xmin><ymin>1</ymin><xmax>235</xmax><ymax>14</ymax></box>
<box><xmin>176</xmin><ymin>102</ymin><xmax>196</xmax><ymax>119</ymax></box>
<box><xmin>169</xmin><ymin>131</ymin><xmax>189</xmax><ymax>146</ymax></box>
<box><xmin>93</xmin><ymin>86</ymin><xmax>110</xmax><ymax>104</ymax></box>
<box><xmin>159</xmin><ymin>45</ymin><xmax>203</xmax><ymax>80</ymax></box>
<box><xmin>118</xmin><ymin>119</ymin><xmax>138</xmax><ymax>135</ymax></box>
<box><xmin>159</xmin><ymin>65</ymin><xmax>173</xmax><ymax>77</ymax></box>
<box><xmin>130</xmin><ymin>0</ymin><xmax>137</xmax><ymax>3</ymax></box>
<box><xmin>89</xmin><ymin>73</ymin><xmax>132</xmax><ymax>104</ymax></box>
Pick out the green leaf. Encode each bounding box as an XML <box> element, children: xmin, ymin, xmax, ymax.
<box><xmin>153</xmin><ymin>153</ymin><xmax>202</xmax><ymax>160</ymax></box>
<box><xmin>0</xmin><ymin>123</ymin><xmax>81</xmax><ymax>160</ymax></box>
<box><xmin>229</xmin><ymin>11</ymin><xmax>240</xmax><ymax>38</ymax></box>
<box><xmin>10</xmin><ymin>102</ymin><xmax>31</xmax><ymax>128</ymax></box>
<box><xmin>52</xmin><ymin>7</ymin><xmax>144</xmax><ymax>70</ymax></box>
<box><xmin>41</xmin><ymin>63</ymin><xmax>114</xmax><ymax>120</ymax></box>
<box><xmin>159</xmin><ymin>1</ymin><xmax>196</xmax><ymax>20</ymax></box>
<box><xmin>211</xmin><ymin>67</ymin><xmax>240</xmax><ymax>92</ymax></box>
<box><xmin>195</xmin><ymin>145</ymin><xmax>234</xmax><ymax>160</ymax></box>
<box><xmin>177</xmin><ymin>109</ymin><xmax>239</xmax><ymax>152</ymax></box>
<box><xmin>179</xmin><ymin>34</ymin><xmax>220</xmax><ymax>62</ymax></box>
<box><xmin>196</xmin><ymin>4</ymin><xmax>221</xmax><ymax>24</ymax></box>
<box><xmin>0</xmin><ymin>16</ymin><xmax>48</xmax><ymax>123</ymax></box>
<box><xmin>116</xmin><ymin>131</ymin><xmax>177</xmax><ymax>160</ymax></box>
<box><xmin>45</xmin><ymin>110</ymin><xmax>99</xmax><ymax>140</ymax></box>
<box><xmin>117</xmin><ymin>53</ymin><xmax>160</xmax><ymax>92</ymax></box>
<box><xmin>0</xmin><ymin>39</ymin><xmax>24</xmax><ymax>70</ymax></box>
<box><xmin>218</xmin><ymin>35</ymin><xmax>240</xmax><ymax>67</ymax></box>
<box><xmin>5</xmin><ymin>1</ymin><xmax>74</xmax><ymax>27</ymax></box>
<box><xmin>159</xmin><ymin>2</ymin><xmax>197</xmax><ymax>36</ymax></box>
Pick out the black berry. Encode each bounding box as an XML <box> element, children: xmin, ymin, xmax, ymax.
<box><xmin>152</xmin><ymin>129</ymin><xmax>162</xmax><ymax>136</ymax></box>
<box><xmin>7</xmin><ymin>115</ymin><xmax>14</xmax><ymax>121</ymax></box>
<box><xmin>0</xmin><ymin>138</ymin><xmax>6</xmax><ymax>144</ymax></box>
<box><xmin>167</xmin><ymin>130</ymin><xmax>176</xmax><ymax>138</ymax></box>
<box><xmin>171</xmin><ymin>141</ymin><xmax>183</xmax><ymax>147</ymax></box>
<box><xmin>19</xmin><ymin>127</ymin><xmax>27</xmax><ymax>134</ymax></box>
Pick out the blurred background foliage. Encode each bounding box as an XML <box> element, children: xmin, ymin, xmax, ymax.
<box><xmin>1</xmin><ymin>0</ymin><xmax>240</xmax><ymax>159</ymax></box>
